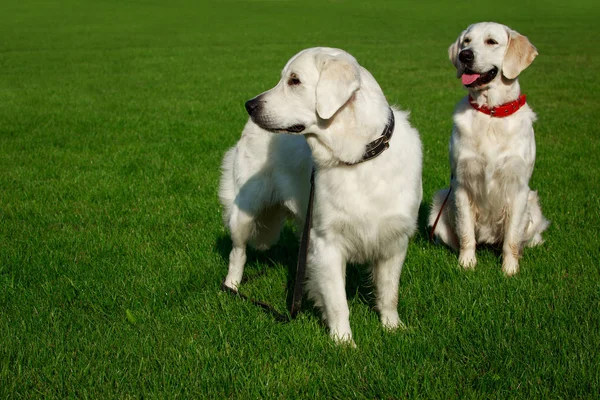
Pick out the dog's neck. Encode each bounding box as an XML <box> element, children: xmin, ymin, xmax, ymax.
<box><xmin>468</xmin><ymin>77</ymin><xmax>521</xmax><ymax>108</ymax></box>
<box><xmin>307</xmin><ymin>87</ymin><xmax>391</xmax><ymax>168</ymax></box>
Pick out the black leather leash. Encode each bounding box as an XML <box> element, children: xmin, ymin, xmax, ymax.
<box><xmin>289</xmin><ymin>168</ymin><xmax>315</xmax><ymax>318</ymax></box>
<box><xmin>222</xmin><ymin>108</ymin><xmax>395</xmax><ymax>321</ymax></box>
<box><xmin>220</xmin><ymin>282</ymin><xmax>290</xmax><ymax>322</ymax></box>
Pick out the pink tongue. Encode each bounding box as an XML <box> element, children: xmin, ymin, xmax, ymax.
<box><xmin>461</xmin><ymin>73</ymin><xmax>480</xmax><ymax>85</ymax></box>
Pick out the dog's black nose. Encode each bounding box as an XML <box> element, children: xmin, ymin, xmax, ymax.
<box><xmin>245</xmin><ymin>98</ymin><xmax>261</xmax><ymax>116</ymax></box>
<box><xmin>459</xmin><ymin>49</ymin><xmax>474</xmax><ymax>64</ymax></box>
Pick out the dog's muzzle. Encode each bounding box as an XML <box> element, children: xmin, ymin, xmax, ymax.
<box><xmin>457</xmin><ymin>49</ymin><xmax>498</xmax><ymax>87</ymax></box>
<box><xmin>244</xmin><ymin>97</ymin><xmax>305</xmax><ymax>133</ymax></box>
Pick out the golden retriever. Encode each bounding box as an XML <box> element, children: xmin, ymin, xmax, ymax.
<box><xmin>429</xmin><ymin>22</ymin><xmax>549</xmax><ymax>276</ymax></box>
<box><xmin>220</xmin><ymin>47</ymin><xmax>422</xmax><ymax>344</ymax></box>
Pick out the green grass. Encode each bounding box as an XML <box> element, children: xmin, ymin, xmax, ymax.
<box><xmin>1</xmin><ymin>0</ymin><xmax>599</xmax><ymax>397</ymax></box>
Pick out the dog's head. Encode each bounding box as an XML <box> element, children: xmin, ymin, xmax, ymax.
<box><xmin>448</xmin><ymin>22</ymin><xmax>538</xmax><ymax>89</ymax></box>
<box><xmin>244</xmin><ymin>47</ymin><xmax>363</xmax><ymax>134</ymax></box>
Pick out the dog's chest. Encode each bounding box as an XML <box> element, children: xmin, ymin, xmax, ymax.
<box><xmin>313</xmin><ymin>171</ymin><xmax>416</xmax><ymax>262</ymax></box>
<box><xmin>452</xmin><ymin>110</ymin><xmax>537</xmax><ymax>224</ymax></box>
<box><xmin>453</xmin><ymin>112</ymin><xmax>527</xmax><ymax>174</ymax></box>
<box><xmin>467</xmin><ymin>116</ymin><xmax>512</xmax><ymax>153</ymax></box>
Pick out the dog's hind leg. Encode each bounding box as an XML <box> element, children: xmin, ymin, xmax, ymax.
<box><xmin>372</xmin><ymin>234</ymin><xmax>409</xmax><ymax>331</ymax></box>
<box><xmin>429</xmin><ymin>188</ymin><xmax>459</xmax><ymax>250</ymax></box>
<box><xmin>523</xmin><ymin>190</ymin><xmax>550</xmax><ymax>248</ymax></box>
<box><xmin>223</xmin><ymin>171</ymin><xmax>283</xmax><ymax>289</ymax></box>
<box><xmin>223</xmin><ymin>205</ymin><xmax>256</xmax><ymax>289</ymax></box>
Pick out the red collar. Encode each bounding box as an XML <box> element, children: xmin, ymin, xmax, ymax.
<box><xmin>469</xmin><ymin>94</ymin><xmax>527</xmax><ymax>117</ymax></box>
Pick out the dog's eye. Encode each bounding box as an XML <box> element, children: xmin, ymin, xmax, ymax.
<box><xmin>288</xmin><ymin>74</ymin><xmax>301</xmax><ymax>86</ymax></box>
<box><xmin>486</xmin><ymin>38</ymin><xmax>498</xmax><ymax>45</ymax></box>
<box><xmin>464</xmin><ymin>37</ymin><xmax>471</xmax><ymax>44</ymax></box>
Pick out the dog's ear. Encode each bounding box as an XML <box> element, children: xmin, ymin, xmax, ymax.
<box><xmin>315</xmin><ymin>56</ymin><xmax>361</xmax><ymax>120</ymax></box>
<box><xmin>448</xmin><ymin>29</ymin><xmax>465</xmax><ymax>78</ymax></box>
<box><xmin>502</xmin><ymin>29</ymin><xmax>538</xmax><ymax>80</ymax></box>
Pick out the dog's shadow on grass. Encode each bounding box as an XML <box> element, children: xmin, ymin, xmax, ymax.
<box><xmin>214</xmin><ymin>227</ymin><xmax>377</xmax><ymax>322</ymax></box>
<box><xmin>214</xmin><ymin>227</ymin><xmax>315</xmax><ymax>321</ymax></box>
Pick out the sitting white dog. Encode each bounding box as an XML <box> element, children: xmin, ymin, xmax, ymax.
<box><xmin>219</xmin><ymin>47</ymin><xmax>422</xmax><ymax>344</ymax></box>
<box><xmin>429</xmin><ymin>22</ymin><xmax>549</xmax><ymax>275</ymax></box>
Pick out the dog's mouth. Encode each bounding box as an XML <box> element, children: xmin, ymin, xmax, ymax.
<box><xmin>250</xmin><ymin>115</ymin><xmax>306</xmax><ymax>134</ymax></box>
<box><xmin>261</xmin><ymin>124</ymin><xmax>306</xmax><ymax>134</ymax></box>
<box><xmin>263</xmin><ymin>124</ymin><xmax>306</xmax><ymax>134</ymax></box>
<box><xmin>461</xmin><ymin>67</ymin><xmax>498</xmax><ymax>87</ymax></box>
<box><xmin>283</xmin><ymin>124</ymin><xmax>305</xmax><ymax>133</ymax></box>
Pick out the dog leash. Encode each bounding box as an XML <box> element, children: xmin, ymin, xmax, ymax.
<box><xmin>222</xmin><ymin>109</ymin><xmax>395</xmax><ymax>321</ymax></box>
<box><xmin>220</xmin><ymin>282</ymin><xmax>290</xmax><ymax>322</ymax></box>
<box><xmin>290</xmin><ymin>168</ymin><xmax>315</xmax><ymax>317</ymax></box>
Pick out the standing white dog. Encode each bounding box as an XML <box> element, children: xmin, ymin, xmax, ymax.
<box><xmin>219</xmin><ymin>47</ymin><xmax>422</xmax><ymax>344</ymax></box>
<box><xmin>429</xmin><ymin>22</ymin><xmax>549</xmax><ymax>275</ymax></box>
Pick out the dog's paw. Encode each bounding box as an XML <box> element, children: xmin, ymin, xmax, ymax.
<box><xmin>330</xmin><ymin>327</ymin><xmax>356</xmax><ymax>347</ymax></box>
<box><xmin>502</xmin><ymin>256</ymin><xmax>520</xmax><ymax>276</ymax></box>
<box><xmin>459</xmin><ymin>250</ymin><xmax>477</xmax><ymax>269</ymax></box>
<box><xmin>525</xmin><ymin>233</ymin><xmax>544</xmax><ymax>248</ymax></box>
<box><xmin>331</xmin><ymin>332</ymin><xmax>356</xmax><ymax>348</ymax></box>
<box><xmin>380</xmin><ymin>311</ymin><xmax>406</xmax><ymax>331</ymax></box>
<box><xmin>222</xmin><ymin>277</ymin><xmax>240</xmax><ymax>291</ymax></box>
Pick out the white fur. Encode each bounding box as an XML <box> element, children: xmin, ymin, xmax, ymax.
<box><xmin>219</xmin><ymin>47</ymin><xmax>422</xmax><ymax>344</ymax></box>
<box><xmin>429</xmin><ymin>22</ymin><xmax>549</xmax><ymax>276</ymax></box>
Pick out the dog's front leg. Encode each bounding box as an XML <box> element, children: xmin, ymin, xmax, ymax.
<box><xmin>502</xmin><ymin>190</ymin><xmax>529</xmax><ymax>275</ymax></box>
<box><xmin>454</xmin><ymin>185</ymin><xmax>477</xmax><ymax>269</ymax></box>
<box><xmin>306</xmin><ymin>235</ymin><xmax>353</xmax><ymax>346</ymax></box>
<box><xmin>223</xmin><ymin>206</ymin><xmax>253</xmax><ymax>289</ymax></box>
<box><xmin>454</xmin><ymin>156</ymin><xmax>485</xmax><ymax>269</ymax></box>
<box><xmin>499</xmin><ymin>157</ymin><xmax>530</xmax><ymax>276</ymax></box>
<box><xmin>372</xmin><ymin>235</ymin><xmax>408</xmax><ymax>330</ymax></box>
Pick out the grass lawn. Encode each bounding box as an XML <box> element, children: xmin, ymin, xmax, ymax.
<box><xmin>1</xmin><ymin>0</ymin><xmax>599</xmax><ymax>397</ymax></box>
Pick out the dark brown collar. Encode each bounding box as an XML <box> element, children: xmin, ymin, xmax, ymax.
<box><xmin>347</xmin><ymin>108</ymin><xmax>395</xmax><ymax>165</ymax></box>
